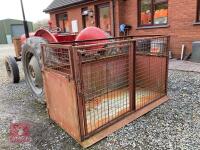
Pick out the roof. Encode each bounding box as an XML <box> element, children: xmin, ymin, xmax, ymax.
<box><xmin>0</xmin><ymin>19</ymin><xmax>32</xmax><ymax>24</ymax></box>
<box><xmin>44</xmin><ymin>0</ymin><xmax>88</xmax><ymax>12</ymax></box>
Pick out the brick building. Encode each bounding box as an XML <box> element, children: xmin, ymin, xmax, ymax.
<box><xmin>44</xmin><ymin>0</ymin><xmax>200</xmax><ymax>57</ymax></box>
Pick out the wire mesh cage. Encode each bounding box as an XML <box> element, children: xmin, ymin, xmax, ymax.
<box><xmin>42</xmin><ymin>44</ymin><xmax>73</xmax><ymax>76</ymax></box>
<box><xmin>75</xmin><ymin>40</ymin><xmax>132</xmax><ymax>134</ymax></box>
<box><xmin>135</xmin><ymin>36</ymin><xmax>168</xmax><ymax>109</ymax></box>
<box><xmin>41</xmin><ymin>35</ymin><xmax>169</xmax><ymax>147</ymax></box>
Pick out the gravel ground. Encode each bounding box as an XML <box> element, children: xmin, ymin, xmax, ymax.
<box><xmin>169</xmin><ymin>59</ymin><xmax>200</xmax><ymax>73</ymax></box>
<box><xmin>0</xmin><ymin>44</ymin><xmax>200</xmax><ymax>150</ymax></box>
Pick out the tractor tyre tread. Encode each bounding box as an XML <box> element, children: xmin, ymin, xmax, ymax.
<box><xmin>4</xmin><ymin>56</ymin><xmax>20</xmax><ymax>83</ymax></box>
<box><xmin>22</xmin><ymin>37</ymin><xmax>48</xmax><ymax>104</ymax></box>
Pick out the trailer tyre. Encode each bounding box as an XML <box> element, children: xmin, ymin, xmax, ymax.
<box><xmin>4</xmin><ymin>56</ymin><xmax>20</xmax><ymax>83</ymax></box>
<box><xmin>22</xmin><ymin>37</ymin><xmax>48</xmax><ymax>104</ymax></box>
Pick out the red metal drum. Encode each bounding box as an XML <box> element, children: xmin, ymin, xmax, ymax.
<box><xmin>76</xmin><ymin>27</ymin><xmax>109</xmax><ymax>41</ymax></box>
<box><xmin>75</xmin><ymin>27</ymin><xmax>109</xmax><ymax>50</ymax></box>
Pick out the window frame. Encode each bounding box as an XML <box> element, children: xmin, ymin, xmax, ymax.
<box><xmin>196</xmin><ymin>0</ymin><xmax>200</xmax><ymax>22</ymax></box>
<box><xmin>56</xmin><ymin>12</ymin><xmax>68</xmax><ymax>32</ymax></box>
<box><xmin>138</xmin><ymin>0</ymin><xmax>168</xmax><ymax>27</ymax></box>
<box><xmin>95</xmin><ymin>2</ymin><xmax>111</xmax><ymax>34</ymax></box>
<box><xmin>82</xmin><ymin>7</ymin><xmax>89</xmax><ymax>29</ymax></box>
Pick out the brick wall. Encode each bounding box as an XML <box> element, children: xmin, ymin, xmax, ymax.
<box><xmin>49</xmin><ymin>0</ymin><xmax>112</xmax><ymax>34</ymax></box>
<box><xmin>49</xmin><ymin>0</ymin><xmax>200</xmax><ymax>58</ymax></box>
<box><xmin>121</xmin><ymin>0</ymin><xmax>200</xmax><ymax>58</ymax></box>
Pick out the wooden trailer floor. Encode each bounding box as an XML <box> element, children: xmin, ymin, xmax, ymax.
<box><xmin>86</xmin><ymin>87</ymin><xmax>164</xmax><ymax>132</ymax></box>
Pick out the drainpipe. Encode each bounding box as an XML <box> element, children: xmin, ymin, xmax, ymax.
<box><xmin>112</xmin><ymin>0</ymin><xmax>116</xmax><ymax>37</ymax></box>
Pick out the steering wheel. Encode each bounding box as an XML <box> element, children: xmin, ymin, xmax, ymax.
<box><xmin>50</xmin><ymin>27</ymin><xmax>62</xmax><ymax>33</ymax></box>
<box><xmin>40</xmin><ymin>26</ymin><xmax>62</xmax><ymax>33</ymax></box>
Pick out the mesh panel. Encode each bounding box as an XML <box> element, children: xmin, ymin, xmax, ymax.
<box><xmin>42</xmin><ymin>44</ymin><xmax>72</xmax><ymax>75</ymax></box>
<box><xmin>77</xmin><ymin>41</ymin><xmax>131</xmax><ymax>133</ymax></box>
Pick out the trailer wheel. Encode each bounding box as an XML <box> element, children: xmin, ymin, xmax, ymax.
<box><xmin>22</xmin><ymin>37</ymin><xmax>48</xmax><ymax>104</ymax></box>
<box><xmin>4</xmin><ymin>56</ymin><xmax>20</xmax><ymax>83</ymax></box>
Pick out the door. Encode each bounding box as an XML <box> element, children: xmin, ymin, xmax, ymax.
<box><xmin>82</xmin><ymin>7</ymin><xmax>90</xmax><ymax>29</ymax></box>
<box><xmin>56</xmin><ymin>13</ymin><xmax>70</xmax><ymax>32</ymax></box>
<box><xmin>11</xmin><ymin>24</ymin><xmax>25</xmax><ymax>38</ymax></box>
<box><xmin>96</xmin><ymin>3</ymin><xmax>111</xmax><ymax>34</ymax></box>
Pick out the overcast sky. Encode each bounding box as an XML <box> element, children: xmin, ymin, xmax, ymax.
<box><xmin>0</xmin><ymin>0</ymin><xmax>53</xmax><ymax>22</ymax></box>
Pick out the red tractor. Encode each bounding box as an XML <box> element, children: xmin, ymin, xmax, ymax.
<box><xmin>4</xmin><ymin>26</ymin><xmax>110</xmax><ymax>103</ymax></box>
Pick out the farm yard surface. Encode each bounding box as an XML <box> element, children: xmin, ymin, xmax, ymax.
<box><xmin>0</xmin><ymin>44</ymin><xmax>200</xmax><ymax>150</ymax></box>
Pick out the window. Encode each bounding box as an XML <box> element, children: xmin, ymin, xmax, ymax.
<box><xmin>82</xmin><ymin>7</ymin><xmax>90</xmax><ymax>28</ymax></box>
<box><xmin>138</xmin><ymin>0</ymin><xmax>168</xmax><ymax>26</ymax></box>
<box><xmin>56</xmin><ymin>13</ymin><xmax>70</xmax><ymax>32</ymax></box>
<box><xmin>197</xmin><ymin>0</ymin><xmax>200</xmax><ymax>22</ymax></box>
<box><xmin>96</xmin><ymin>3</ymin><xmax>111</xmax><ymax>34</ymax></box>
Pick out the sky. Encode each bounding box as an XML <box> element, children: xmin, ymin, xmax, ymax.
<box><xmin>0</xmin><ymin>0</ymin><xmax>53</xmax><ymax>23</ymax></box>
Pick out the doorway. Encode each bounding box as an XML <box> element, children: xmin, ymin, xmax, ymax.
<box><xmin>96</xmin><ymin>3</ymin><xmax>111</xmax><ymax>34</ymax></box>
<box><xmin>56</xmin><ymin>13</ymin><xmax>70</xmax><ymax>32</ymax></box>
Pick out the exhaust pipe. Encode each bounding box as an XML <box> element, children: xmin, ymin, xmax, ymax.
<box><xmin>20</xmin><ymin>0</ymin><xmax>29</xmax><ymax>38</ymax></box>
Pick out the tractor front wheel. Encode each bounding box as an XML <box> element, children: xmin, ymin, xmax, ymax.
<box><xmin>22</xmin><ymin>37</ymin><xmax>47</xmax><ymax>104</ymax></box>
<box><xmin>4</xmin><ymin>56</ymin><xmax>20</xmax><ymax>83</ymax></box>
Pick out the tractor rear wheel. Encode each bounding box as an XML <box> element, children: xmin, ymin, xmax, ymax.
<box><xmin>22</xmin><ymin>37</ymin><xmax>48</xmax><ymax>104</ymax></box>
<box><xmin>4</xmin><ymin>56</ymin><xmax>20</xmax><ymax>83</ymax></box>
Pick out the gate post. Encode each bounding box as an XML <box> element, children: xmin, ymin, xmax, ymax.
<box><xmin>72</xmin><ymin>47</ymin><xmax>87</xmax><ymax>141</ymax></box>
<box><xmin>129</xmin><ymin>40</ymin><xmax>136</xmax><ymax>111</ymax></box>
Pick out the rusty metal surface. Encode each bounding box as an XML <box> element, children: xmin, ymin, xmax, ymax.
<box><xmin>13</xmin><ymin>37</ymin><xmax>22</xmax><ymax>57</ymax></box>
<box><xmin>41</xmin><ymin>36</ymin><xmax>169</xmax><ymax>141</ymax></box>
<box><xmin>43</xmin><ymin>70</ymin><xmax>81</xmax><ymax>141</ymax></box>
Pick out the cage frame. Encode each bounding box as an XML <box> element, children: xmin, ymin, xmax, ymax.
<box><xmin>41</xmin><ymin>35</ymin><xmax>170</xmax><ymax>148</ymax></box>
